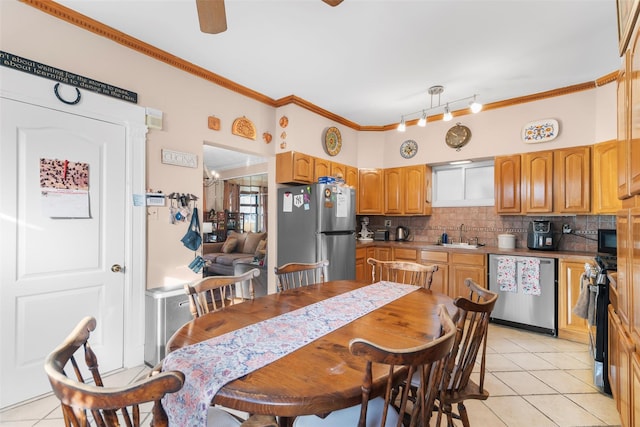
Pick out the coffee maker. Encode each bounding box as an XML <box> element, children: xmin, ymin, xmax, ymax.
<box><xmin>527</xmin><ymin>220</ymin><xmax>556</xmax><ymax>250</ymax></box>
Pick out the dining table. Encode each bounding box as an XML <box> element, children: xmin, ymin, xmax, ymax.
<box><xmin>164</xmin><ymin>279</ymin><xmax>456</xmax><ymax>427</ymax></box>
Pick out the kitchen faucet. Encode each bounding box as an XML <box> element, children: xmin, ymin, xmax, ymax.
<box><xmin>459</xmin><ymin>223</ymin><xmax>464</xmax><ymax>244</ymax></box>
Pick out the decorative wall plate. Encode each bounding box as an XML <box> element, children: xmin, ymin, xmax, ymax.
<box><xmin>231</xmin><ymin>116</ymin><xmax>256</xmax><ymax>140</ymax></box>
<box><xmin>522</xmin><ymin>119</ymin><xmax>558</xmax><ymax>143</ymax></box>
<box><xmin>324</xmin><ymin>126</ymin><xmax>342</xmax><ymax>156</ymax></box>
<box><xmin>400</xmin><ymin>140</ymin><xmax>418</xmax><ymax>158</ymax></box>
<box><xmin>279</xmin><ymin>116</ymin><xmax>289</xmax><ymax>128</ymax></box>
<box><xmin>262</xmin><ymin>132</ymin><xmax>272</xmax><ymax>144</ymax></box>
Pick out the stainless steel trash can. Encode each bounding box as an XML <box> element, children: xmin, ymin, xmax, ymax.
<box><xmin>144</xmin><ymin>284</ymin><xmax>192</xmax><ymax>367</ymax></box>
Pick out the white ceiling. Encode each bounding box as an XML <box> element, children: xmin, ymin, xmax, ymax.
<box><xmin>55</xmin><ymin>0</ymin><xmax>621</xmax><ymax>128</ymax></box>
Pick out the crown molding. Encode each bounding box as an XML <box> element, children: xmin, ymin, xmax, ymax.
<box><xmin>23</xmin><ymin>0</ymin><xmax>618</xmax><ymax>132</ymax></box>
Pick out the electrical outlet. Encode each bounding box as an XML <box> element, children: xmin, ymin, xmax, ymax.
<box><xmin>562</xmin><ymin>224</ymin><xmax>572</xmax><ymax>234</ymax></box>
<box><xmin>384</xmin><ymin>220</ymin><xmax>391</xmax><ymax>227</ymax></box>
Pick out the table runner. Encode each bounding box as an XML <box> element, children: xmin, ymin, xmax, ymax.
<box><xmin>162</xmin><ymin>281</ymin><xmax>419</xmax><ymax>426</ymax></box>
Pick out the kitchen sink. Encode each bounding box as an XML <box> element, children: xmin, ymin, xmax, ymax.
<box><xmin>441</xmin><ymin>243</ymin><xmax>482</xmax><ymax>249</ymax></box>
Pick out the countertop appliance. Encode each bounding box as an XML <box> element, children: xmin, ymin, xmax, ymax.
<box><xmin>373</xmin><ymin>229</ymin><xmax>389</xmax><ymax>241</ymax></box>
<box><xmin>488</xmin><ymin>254</ymin><xmax>557</xmax><ymax>335</ymax></box>
<box><xmin>583</xmin><ymin>254</ymin><xmax>616</xmax><ymax>395</ymax></box>
<box><xmin>396</xmin><ymin>225</ymin><xmax>410</xmax><ymax>241</ymax></box>
<box><xmin>277</xmin><ymin>183</ymin><xmax>356</xmax><ymax>281</ymax></box>
<box><xmin>527</xmin><ymin>220</ymin><xmax>556</xmax><ymax>250</ymax></box>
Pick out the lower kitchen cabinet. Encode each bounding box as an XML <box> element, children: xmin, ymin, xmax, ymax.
<box><xmin>355</xmin><ymin>247</ymin><xmax>367</xmax><ymax>282</ymax></box>
<box><xmin>449</xmin><ymin>252</ymin><xmax>486</xmax><ymax>298</ymax></box>
<box><xmin>632</xmin><ymin>352</ymin><xmax>640</xmax><ymax>427</ymax></box>
<box><xmin>420</xmin><ymin>250</ymin><xmax>449</xmax><ymax>295</ymax></box>
<box><xmin>393</xmin><ymin>247</ymin><xmax>418</xmax><ymax>261</ymax></box>
<box><xmin>610</xmin><ymin>304</ymin><xmax>635</xmax><ymax>427</ymax></box>
<box><xmin>558</xmin><ymin>258</ymin><xmax>590</xmax><ymax>344</ymax></box>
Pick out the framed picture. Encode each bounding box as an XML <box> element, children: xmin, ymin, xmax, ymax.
<box><xmin>617</xmin><ymin>0</ymin><xmax>640</xmax><ymax>55</ymax></box>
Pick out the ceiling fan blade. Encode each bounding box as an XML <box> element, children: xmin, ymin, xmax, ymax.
<box><xmin>322</xmin><ymin>0</ymin><xmax>344</xmax><ymax>6</ymax></box>
<box><xmin>196</xmin><ymin>0</ymin><xmax>227</xmax><ymax>34</ymax></box>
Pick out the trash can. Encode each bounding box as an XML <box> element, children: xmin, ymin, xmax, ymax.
<box><xmin>144</xmin><ymin>284</ymin><xmax>193</xmax><ymax>367</ymax></box>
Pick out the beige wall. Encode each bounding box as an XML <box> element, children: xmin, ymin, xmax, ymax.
<box><xmin>1</xmin><ymin>1</ymin><xmax>617</xmax><ymax>290</ymax></box>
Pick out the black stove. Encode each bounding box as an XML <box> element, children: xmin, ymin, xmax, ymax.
<box><xmin>585</xmin><ymin>254</ymin><xmax>616</xmax><ymax>395</ymax></box>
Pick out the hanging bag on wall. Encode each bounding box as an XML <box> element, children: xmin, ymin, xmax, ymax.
<box><xmin>181</xmin><ymin>207</ymin><xmax>202</xmax><ymax>251</ymax></box>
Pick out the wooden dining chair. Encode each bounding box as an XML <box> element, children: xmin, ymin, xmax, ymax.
<box><xmin>44</xmin><ymin>316</ymin><xmax>185</xmax><ymax>427</ymax></box>
<box><xmin>432</xmin><ymin>278</ymin><xmax>498</xmax><ymax>427</ymax></box>
<box><xmin>46</xmin><ymin>316</ymin><xmax>278</xmax><ymax>427</ymax></box>
<box><xmin>274</xmin><ymin>260</ymin><xmax>329</xmax><ymax>292</ymax></box>
<box><xmin>293</xmin><ymin>304</ymin><xmax>457</xmax><ymax>427</ymax></box>
<box><xmin>367</xmin><ymin>257</ymin><xmax>438</xmax><ymax>289</ymax></box>
<box><xmin>185</xmin><ymin>268</ymin><xmax>261</xmax><ymax>318</ymax></box>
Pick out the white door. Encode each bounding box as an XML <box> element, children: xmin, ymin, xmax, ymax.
<box><xmin>0</xmin><ymin>98</ymin><xmax>126</xmax><ymax>407</ymax></box>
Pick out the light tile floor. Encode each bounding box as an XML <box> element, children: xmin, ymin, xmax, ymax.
<box><xmin>0</xmin><ymin>324</ymin><xmax>622</xmax><ymax>427</ymax></box>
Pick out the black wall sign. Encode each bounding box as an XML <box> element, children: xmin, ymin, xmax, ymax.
<box><xmin>0</xmin><ymin>51</ymin><xmax>138</xmax><ymax>104</ymax></box>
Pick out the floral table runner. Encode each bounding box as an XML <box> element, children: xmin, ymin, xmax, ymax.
<box><xmin>162</xmin><ymin>281</ymin><xmax>419</xmax><ymax>426</ymax></box>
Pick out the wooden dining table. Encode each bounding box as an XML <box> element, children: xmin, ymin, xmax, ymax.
<box><xmin>166</xmin><ymin>280</ymin><xmax>456</xmax><ymax>427</ymax></box>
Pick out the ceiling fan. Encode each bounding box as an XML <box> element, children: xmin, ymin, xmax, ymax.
<box><xmin>196</xmin><ymin>0</ymin><xmax>344</xmax><ymax>34</ymax></box>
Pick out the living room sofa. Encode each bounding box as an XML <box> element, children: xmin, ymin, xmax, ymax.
<box><xmin>202</xmin><ymin>231</ymin><xmax>267</xmax><ymax>276</ymax></box>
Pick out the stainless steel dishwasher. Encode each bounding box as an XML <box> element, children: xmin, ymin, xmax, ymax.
<box><xmin>488</xmin><ymin>254</ymin><xmax>557</xmax><ymax>336</ymax></box>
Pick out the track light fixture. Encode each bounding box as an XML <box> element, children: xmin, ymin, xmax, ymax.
<box><xmin>397</xmin><ymin>116</ymin><xmax>406</xmax><ymax>132</ymax></box>
<box><xmin>396</xmin><ymin>85</ymin><xmax>482</xmax><ymax>132</ymax></box>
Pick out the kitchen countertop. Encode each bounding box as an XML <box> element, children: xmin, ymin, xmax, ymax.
<box><xmin>356</xmin><ymin>240</ymin><xmax>596</xmax><ymax>260</ymax></box>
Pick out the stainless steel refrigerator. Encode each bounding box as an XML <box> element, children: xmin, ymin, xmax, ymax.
<box><xmin>277</xmin><ymin>183</ymin><xmax>356</xmax><ymax>281</ymax></box>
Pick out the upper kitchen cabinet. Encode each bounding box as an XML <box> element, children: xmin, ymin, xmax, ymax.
<box><xmin>495</xmin><ymin>155</ymin><xmax>522</xmax><ymax>213</ymax></box>
<box><xmin>522</xmin><ymin>151</ymin><xmax>554</xmax><ymax>213</ymax></box>
<box><xmin>593</xmin><ymin>140</ymin><xmax>622</xmax><ymax>213</ymax></box>
<box><xmin>276</xmin><ymin>151</ymin><xmax>314</xmax><ymax>184</ymax></box>
<box><xmin>618</xmin><ymin>51</ymin><xmax>631</xmax><ymax>199</ymax></box>
<box><xmin>358</xmin><ymin>168</ymin><xmax>384</xmax><ymax>214</ymax></box>
<box><xmin>554</xmin><ymin>146</ymin><xmax>591</xmax><ymax>214</ymax></box>
<box><xmin>629</xmin><ymin>28</ymin><xmax>640</xmax><ymax>197</ymax></box>
<box><xmin>383</xmin><ymin>165</ymin><xmax>432</xmax><ymax>216</ymax></box>
<box><xmin>313</xmin><ymin>157</ymin><xmax>331</xmax><ymax>182</ymax></box>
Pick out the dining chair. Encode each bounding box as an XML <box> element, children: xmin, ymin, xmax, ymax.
<box><xmin>431</xmin><ymin>278</ymin><xmax>498</xmax><ymax>427</ymax></box>
<box><xmin>185</xmin><ymin>268</ymin><xmax>261</xmax><ymax>318</ymax></box>
<box><xmin>274</xmin><ymin>260</ymin><xmax>329</xmax><ymax>291</ymax></box>
<box><xmin>293</xmin><ymin>304</ymin><xmax>457</xmax><ymax>427</ymax></box>
<box><xmin>367</xmin><ymin>258</ymin><xmax>438</xmax><ymax>289</ymax></box>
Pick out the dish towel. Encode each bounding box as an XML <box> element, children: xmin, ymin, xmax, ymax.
<box><xmin>521</xmin><ymin>258</ymin><xmax>541</xmax><ymax>296</ymax></box>
<box><xmin>572</xmin><ymin>273</ymin><xmax>591</xmax><ymax>319</ymax></box>
<box><xmin>497</xmin><ymin>256</ymin><xmax>517</xmax><ymax>292</ymax></box>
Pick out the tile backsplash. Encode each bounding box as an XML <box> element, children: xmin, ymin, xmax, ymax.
<box><xmin>358</xmin><ymin>207</ymin><xmax>616</xmax><ymax>253</ymax></box>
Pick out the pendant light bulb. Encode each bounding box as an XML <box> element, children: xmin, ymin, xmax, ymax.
<box><xmin>443</xmin><ymin>105</ymin><xmax>453</xmax><ymax>122</ymax></box>
<box><xmin>397</xmin><ymin>116</ymin><xmax>406</xmax><ymax>132</ymax></box>
<box><xmin>469</xmin><ymin>95</ymin><xmax>483</xmax><ymax>113</ymax></box>
<box><xmin>417</xmin><ymin>111</ymin><xmax>427</xmax><ymax>127</ymax></box>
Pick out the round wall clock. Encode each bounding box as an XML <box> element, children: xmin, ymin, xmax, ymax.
<box><xmin>324</xmin><ymin>126</ymin><xmax>342</xmax><ymax>156</ymax></box>
<box><xmin>445</xmin><ymin>123</ymin><xmax>471</xmax><ymax>150</ymax></box>
<box><xmin>400</xmin><ymin>140</ymin><xmax>418</xmax><ymax>158</ymax></box>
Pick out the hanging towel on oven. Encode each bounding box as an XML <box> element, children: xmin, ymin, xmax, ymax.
<box><xmin>497</xmin><ymin>256</ymin><xmax>517</xmax><ymax>292</ymax></box>
<box><xmin>521</xmin><ymin>257</ymin><xmax>541</xmax><ymax>296</ymax></box>
<box><xmin>572</xmin><ymin>273</ymin><xmax>591</xmax><ymax>320</ymax></box>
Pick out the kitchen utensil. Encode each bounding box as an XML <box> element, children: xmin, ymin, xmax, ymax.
<box><xmin>396</xmin><ymin>225</ymin><xmax>410</xmax><ymax>241</ymax></box>
<box><xmin>498</xmin><ymin>234</ymin><xmax>516</xmax><ymax>249</ymax></box>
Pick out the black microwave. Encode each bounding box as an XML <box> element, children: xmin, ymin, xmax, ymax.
<box><xmin>597</xmin><ymin>229</ymin><xmax>617</xmax><ymax>255</ymax></box>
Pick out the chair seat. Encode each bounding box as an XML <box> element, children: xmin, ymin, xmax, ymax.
<box><xmin>293</xmin><ymin>397</ymin><xmax>400</xmax><ymax>427</ymax></box>
<box><xmin>443</xmin><ymin>379</ymin><xmax>490</xmax><ymax>404</ymax></box>
<box><xmin>209</xmin><ymin>407</ymin><xmax>244</xmax><ymax>427</ymax></box>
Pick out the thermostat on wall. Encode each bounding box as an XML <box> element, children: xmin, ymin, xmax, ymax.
<box><xmin>146</xmin><ymin>193</ymin><xmax>166</xmax><ymax>206</ymax></box>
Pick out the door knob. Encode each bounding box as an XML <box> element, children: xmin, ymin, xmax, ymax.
<box><xmin>111</xmin><ymin>264</ymin><xmax>123</xmax><ymax>273</ymax></box>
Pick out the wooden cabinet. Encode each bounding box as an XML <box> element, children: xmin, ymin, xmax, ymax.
<box><xmin>358</xmin><ymin>169</ymin><xmax>384</xmax><ymax>214</ymax></box>
<box><xmin>313</xmin><ymin>157</ymin><xmax>331</xmax><ymax>182</ymax></box>
<box><xmin>276</xmin><ymin>151</ymin><xmax>314</xmax><ymax>184</ymax></box>
<box><xmin>449</xmin><ymin>252</ymin><xmax>486</xmax><ymax>298</ymax></box>
<box><xmin>345</xmin><ymin>165</ymin><xmax>358</xmax><ymax>188</ymax></box>
<box><xmin>554</xmin><ymin>146</ymin><xmax>591</xmax><ymax>213</ymax></box>
<box><xmin>592</xmin><ymin>140</ymin><xmax>623</xmax><ymax>213</ymax></box>
<box><xmin>393</xmin><ymin>247</ymin><xmax>418</xmax><ymax>261</ymax></box>
<box><xmin>383</xmin><ymin>165</ymin><xmax>431</xmax><ymax>215</ymax></box>
<box><xmin>609</xmin><ymin>305</ymin><xmax>620</xmax><ymax>402</ymax></box>
<box><xmin>355</xmin><ymin>247</ymin><xmax>367</xmax><ymax>282</ymax></box>
<box><xmin>632</xmin><ymin>353</ymin><xmax>640</xmax><ymax>427</ymax></box>
<box><xmin>630</xmin><ymin>29</ymin><xmax>640</xmax><ymax>196</ymax></box>
<box><xmin>619</xmin><ymin>51</ymin><xmax>631</xmax><ymax>199</ymax></box>
<box><xmin>617</xmin><ymin>209</ymin><xmax>631</xmax><ymax>327</ymax></box>
<box><xmin>631</xmin><ymin>207</ymin><xmax>640</xmax><ymax>347</ymax></box>
<box><xmin>420</xmin><ymin>250</ymin><xmax>449</xmax><ymax>296</ymax></box>
<box><xmin>522</xmin><ymin>150</ymin><xmax>554</xmax><ymax>213</ymax></box>
<box><xmin>495</xmin><ymin>155</ymin><xmax>521</xmax><ymax>214</ymax></box>
<box><xmin>557</xmin><ymin>258</ymin><xmax>590</xmax><ymax>344</ymax></box>
<box><xmin>384</xmin><ymin>168</ymin><xmax>403</xmax><ymax>214</ymax></box>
